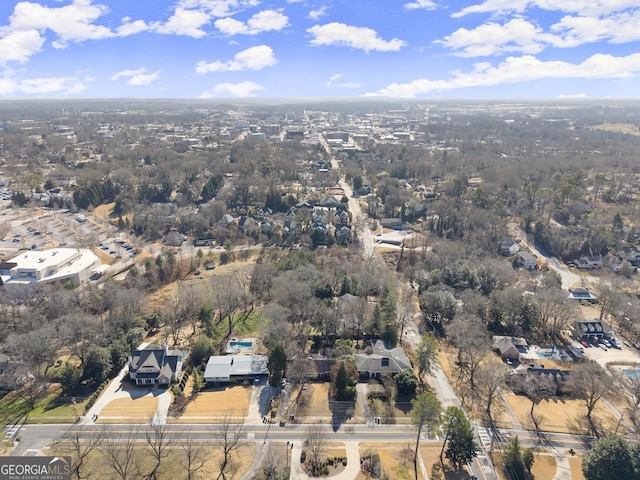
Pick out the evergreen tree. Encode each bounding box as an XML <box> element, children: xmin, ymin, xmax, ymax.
<box><xmin>267</xmin><ymin>344</ymin><xmax>287</xmax><ymax>387</ymax></box>
<box><xmin>503</xmin><ymin>436</ymin><xmax>527</xmax><ymax>480</ymax></box>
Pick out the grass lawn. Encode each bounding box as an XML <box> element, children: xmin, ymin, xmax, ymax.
<box><xmin>0</xmin><ymin>386</ymin><xmax>88</xmax><ymax>424</ymax></box>
<box><xmin>98</xmin><ymin>396</ymin><xmax>159</xmax><ymax>423</ymax></box>
<box><xmin>174</xmin><ymin>384</ymin><xmax>252</xmax><ymax>421</ymax></box>
<box><xmin>295</xmin><ymin>383</ymin><xmax>332</xmax><ymax>419</ymax></box>
<box><xmin>568</xmin><ymin>456</ymin><xmax>586</xmax><ymax>480</ymax></box>
<box><xmin>504</xmin><ymin>392</ymin><xmax>618</xmax><ymax>434</ymax></box>
<box><xmin>356</xmin><ymin>443</ymin><xmax>425</xmax><ymax>480</ymax></box>
<box><xmin>47</xmin><ymin>441</ymin><xmax>255</xmax><ymax>479</ymax></box>
<box><xmin>530</xmin><ymin>453</ymin><xmax>556</xmax><ymax>480</ymax></box>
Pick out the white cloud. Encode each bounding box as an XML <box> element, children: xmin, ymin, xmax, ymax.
<box><xmin>151</xmin><ymin>7</ymin><xmax>211</xmax><ymax>37</ymax></box>
<box><xmin>196</xmin><ymin>45</ymin><xmax>276</xmax><ymax>73</ymax></box>
<box><xmin>308</xmin><ymin>7</ymin><xmax>328</xmax><ymax>21</ymax></box>
<box><xmin>452</xmin><ymin>0</ymin><xmax>639</xmax><ymax>17</ymax></box>
<box><xmin>556</xmin><ymin>93</ymin><xmax>589</xmax><ymax>98</ymax></box>
<box><xmin>111</xmin><ymin>68</ymin><xmax>160</xmax><ymax>86</ymax></box>
<box><xmin>200</xmin><ymin>81</ymin><xmax>264</xmax><ymax>97</ymax></box>
<box><xmin>0</xmin><ymin>30</ymin><xmax>45</xmax><ymax>65</ymax></box>
<box><xmin>404</xmin><ymin>0</ymin><xmax>437</xmax><ymax>10</ymax></box>
<box><xmin>550</xmin><ymin>10</ymin><xmax>640</xmax><ymax>46</ymax></box>
<box><xmin>0</xmin><ymin>75</ymin><xmax>88</xmax><ymax>95</ymax></box>
<box><xmin>307</xmin><ymin>22</ymin><xmax>407</xmax><ymax>52</ymax></box>
<box><xmin>326</xmin><ymin>73</ymin><xmax>362</xmax><ymax>88</ymax></box>
<box><xmin>439</xmin><ymin>18</ymin><xmax>551</xmax><ymax>57</ymax></box>
<box><xmin>178</xmin><ymin>0</ymin><xmax>261</xmax><ymax>18</ymax></box>
<box><xmin>9</xmin><ymin>0</ymin><xmax>113</xmax><ymax>48</ymax></box>
<box><xmin>215</xmin><ymin>10</ymin><xmax>289</xmax><ymax>35</ymax></box>
<box><xmin>369</xmin><ymin>53</ymin><xmax>640</xmax><ymax>97</ymax></box>
<box><xmin>116</xmin><ymin>18</ymin><xmax>150</xmax><ymax>36</ymax></box>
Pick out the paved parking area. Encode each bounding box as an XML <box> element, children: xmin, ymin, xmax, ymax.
<box><xmin>0</xmin><ymin>206</ymin><xmax>140</xmax><ymax>266</ymax></box>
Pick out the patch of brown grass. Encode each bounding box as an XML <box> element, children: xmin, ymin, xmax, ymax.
<box><xmin>174</xmin><ymin>385</ymin><xmax>251</xmax><ymax>421</ymax></box>
<box><xmin>98</xmin><ymin>396</ymin><xmax>159</xmax><ymax>423</ymax></box>
<box><xmin>297</xmin><ymin>382</ymin><xmax>332</xmax><ymax>418</ymax></box>
<box><xmin>504</xmin><ymin>392</ymin><xmax>618</xmax><ymax>434</ymax></box>
<box><xmin>530</xmin><ymin>453</ymin><xmax>556</xmax><ymax>480</ymax></box>
<box><xmin>357</xmin><ymin>442</ymin><xmax>422</xmax><ymax>480</ymax></box>
<box><xmin>568</xmin><ymin>456</ymin><xmax>586</xmax><ymax>480</ymax></box>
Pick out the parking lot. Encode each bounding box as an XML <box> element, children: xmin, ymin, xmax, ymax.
<box><xmin>0</xmin><ymin>204</ymin><xmax>139</xmax><ymax>269</ymax></box>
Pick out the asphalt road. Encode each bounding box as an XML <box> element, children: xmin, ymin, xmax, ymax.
<box><xmin>13</xmin><ymin>422</ymin><xmax>593</xmax><ymax>457</ymax></box>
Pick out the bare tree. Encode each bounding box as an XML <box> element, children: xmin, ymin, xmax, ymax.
<box><xmin>567</xmin><ymin>361</ymin><xmax>613</xmax><ymax>436</ymax></box>
<box><xmin>142</xmin><ymin>421</ymin><xmax>173</xmax><ymax>480</ymax></box>
<box><xmin>595</xmin><ymin>279</ymin><xmax>621</xmax><ymax>322</ymax></box>
<box><xmin>52</xmin><ymin>425</ymin><xmax>105</xmax><ymax>480</ymax></box>
<box><xmin>304</xmin><ymin>424</ymin><xmax>327</xmax><ymax>477</ymax></box>
<box><xmin>178</xmin><ymin>430</ymin><xmax>211</xmax><ymax>480</ymax></box>
<box><xmin>5</xmin><ymin>324</ymin><xmax>60</xmax><ymax>386</ymax></box>
<box><xmin>446</xmin><ymin>317</ymin><xmax>490</xmax><ymax>399</ymax></box>
<box><xmin>287</xmin><ymin>358</ymin><xmax>316</xmax><ymax>387</ymax></box>
<box><xmin>476</xmin><ymin>361</ymin><xmax>508</xmax><ymax>427</ymax></box>
<box><xmin>395</xmin><ymin>286</ymin><xmax>415</xmax><ymax>342</ymax></box>
<box><xmin>101</xmin><ymin>426</ymin><xmax>140</xmax><ymax>480</ymax></box>
<box><xmin>215</xmin><ymin>414</ymin><xmax>248</xmax><ymax>480</ymax></box>
<box><xmin>535</xmin><ymin>289</ymin><xmax>577</xmax><ymax>344</ymax></box>
<box><xmin>258</xmin><ymin>442</ymin><xmax>288</xmax><ymax>480</ymax></box>
<box><xmin>522</xmin><ymin>373</ymin><xmax>557</xmax><ymax>432</ymax></box>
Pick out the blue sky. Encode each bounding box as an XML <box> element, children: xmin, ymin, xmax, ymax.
<box><xmin>0</xmin><ymin>0</ymin><xmax>639</xmax><ymax>98</ymax></box>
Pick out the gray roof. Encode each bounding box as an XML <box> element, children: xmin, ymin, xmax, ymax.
<box><xmin>204</xmin><ymin>355</ymin><xmax>268</xmax><ymax>381</ymax></box>
<box><xmin>354</xmin><ymin>340</ymin><xmax>411</xmax><ymax>375</ymax></box>
<box><xmin>129</xmin><ymin>344</ymin><xmax>184</xmax><ymax>382</ymax></box>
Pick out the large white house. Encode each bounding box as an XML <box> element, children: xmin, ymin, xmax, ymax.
<box><xmin>0</xmin><ymin>247</ymin><xmax>102</xmax><ymax>286</ymax></box>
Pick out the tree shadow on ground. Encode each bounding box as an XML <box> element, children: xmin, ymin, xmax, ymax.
<box><xmin>329</xmin><ymin>400</ymin><xmax>355</xmax><ymax>432</ymax></box>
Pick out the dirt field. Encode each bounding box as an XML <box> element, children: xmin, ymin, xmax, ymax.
<box><xmin>174</xmin><ymin>385</ymin><xmax>252</xmax><ymax>421</ymax></box>
<box><xmin>98</xmin><ymin>396</ymin><xmax>159</xmax><ymax>423</ymax></box>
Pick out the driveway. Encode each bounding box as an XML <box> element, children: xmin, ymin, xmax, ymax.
<box><xmin>81</xmin><ymin>356</ymin><xmax>172</xmax><ymax>425</ymax></box>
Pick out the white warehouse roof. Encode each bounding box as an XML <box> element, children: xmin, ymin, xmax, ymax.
<box><xmin>0</xmin><ymin>247</ymin><xmax>102</xmax><ymax>285</ymax></box>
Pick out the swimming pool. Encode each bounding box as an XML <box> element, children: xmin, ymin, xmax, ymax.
<box><xmin>536</xmin><ymin>347</ymin><xmax>570</xmax><ymax>361</ymax></box>
<box><xmin>227</xmin><ymin>340</ymin><xmax>253</xmax><ymax>353</ymax></box>
<box><xmin>623</xmin><ymin>368</ymin><xmax>640</xmax><ymax>379</ymax></box>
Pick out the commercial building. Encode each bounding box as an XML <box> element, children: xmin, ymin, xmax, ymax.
<box><xmin>0</xmin><ymin>247</ymin><xmax>102</xmax><ymax>286</ymax></box>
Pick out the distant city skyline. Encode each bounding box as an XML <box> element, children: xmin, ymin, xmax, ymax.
<box><xmin>0</xmin><ymin>0</ymin><xmax>639</xmax><ymax>99</ymax></box>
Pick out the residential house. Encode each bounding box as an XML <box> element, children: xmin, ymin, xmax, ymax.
<box><xmin>508</xmin><ymin>363</ymin><xmax>570</xmax><ymax>396</ymax></box>
<box><xmin>573</xmin><ymin>256</ymin><xmax>602</xmax><ymax>270</ymax></box>
<box><xmin>354</xmin><ymin>340</ymin><xmax>412</xmax><ymax>378</ymax></box>
<box><xmin>203</xmin><ymin>355</ymin><xmax>268</xmax><ymax>383</ymax></box>
<box><xmin>517</xmin><ymin>251</ymin><xmax>537</xmax><ymax>270</ymax></box>
<box><xmin>218</xmin><ymin>214</ymin><xmax>235</xmax><ymax>227</ymax></box>
<box><xmin>617</xmin><ymin>246</ymin><xmax>640</xmax><ymax>266</ymax></box>
<box><xmin>238</xmin><ymin>216</ymin><xmax>259</xmax><ymax>233</ymax></box>
<box><xmin>568</xmin><ymin>286</ymin><xmax>598</xmax><ymax>303</ymax></box>
<box><xmin>163</xmin><ymin>229</ymin><xmax>185</xmax><ymax>247</ymax></box>
<box><xmin>574</xmin><ymin>319</ymin><xmax>613</xmax><ymax>340</ymax></box>
<box><xmin>492</xmin><ymin>336</ymin><xmax>528</xmax><ymax>363</ymax></box>
<box><xmin>334</xmin><ymin>224</ymin><xmax>352</xmax><ymax>243</ymax></box>
<box><xmin>128</xmin><ymin>344</ymin><xmax>185</xmax><ymax>386</ymax></box>
<box><xmin>334</xmin><ymin>209</ymin><xmax>350</xmax><ymax>225</ymax></box>
<box><xmin>499</xmin><ymin>237</ymin><xmax>520</xmax><ymax>257</ymax></box>
<box><xmin>380</xmin><ymin>218</ymin><xmax>404</xmax><ymax>230</ymax></box>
